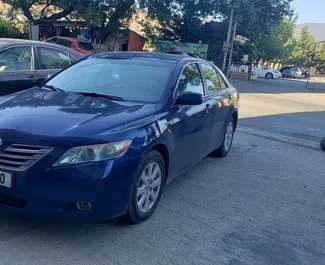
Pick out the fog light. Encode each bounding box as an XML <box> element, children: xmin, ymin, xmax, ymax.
<box><xmin>76</xmin><ymin>202</ymin><xmax>92</xmax><ymax>211</ymax></box>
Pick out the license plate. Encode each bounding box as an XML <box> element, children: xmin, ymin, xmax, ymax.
<box><xmin>0</xmin><ymin>171</ymin><xmax>13</xmax><ymax>188</ymax></box>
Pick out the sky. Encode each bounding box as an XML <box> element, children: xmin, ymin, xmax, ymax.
<box><xmin>292</xmin><ymin>0</ymin><xmax>325</xmax><ymax>24</ymax></box>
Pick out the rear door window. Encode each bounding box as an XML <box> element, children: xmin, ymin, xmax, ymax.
<box><xmin>56</xmin><ymin>39</ymin><xmax>72</xmax><ymax>48</ymax></box>
<box><xmin>0</xmin><ymin>46</ymin><xmax>33</xmax><ymax>71</ymax></box>
<box><xmin>77</xmin><ymin>42</ymin><xmax>94</xmax><ymax>51</ymax></box>
<box><xmin>46</xmin><ymin>38</ymin><xmax>58</xmax><ymax>44</ymax></box>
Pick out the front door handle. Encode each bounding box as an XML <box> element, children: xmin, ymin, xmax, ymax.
<box><xmin>26</xmin><ymin>76</ymin><xmax>38</xmax><ymax>83</ymax></box>
<box><xmin>206</xmin><ymin>103</ymin><xmax>213</xmax><ymax>112</ymax></box>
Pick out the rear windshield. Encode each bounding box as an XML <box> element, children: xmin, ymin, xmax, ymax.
<box><xmin>77</xmin><ymin>42</ymin><xmax>94</xmax><ymax>50</ymax></box>
<box><xmin>46</xmin><ymin>58</ymin><xmax>175</xmax><ymax>103</ymax></box>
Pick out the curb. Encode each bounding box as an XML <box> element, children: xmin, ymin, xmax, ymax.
<box><xmin>237</xmin><ymin>126</ymin><xmax>321</xmax><ymax>150</ymax></box>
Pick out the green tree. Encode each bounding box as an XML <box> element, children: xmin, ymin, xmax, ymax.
<box><xmin>1</xmin><ymin>0</ymin><xmax>95</xmax><ymax>21</ymax></box>
<box><xmin>234</xmin><ymin>0</ymin><xmax>293</xmax><ymax>63</ymax></box>
<box><xmin>2</xmin><ymin>0</ymin><xmax>175</xmax><ymax>41</ymax></box>
<box><xmin>0</xmin><ymin>18</ymin><xmax>27</xmax><ymax>38</ymax></box>
<box><xmin>260</xmin><ymin>17</ymin><xmax>296</xmax><ymax>63</ymax></box>
<box><xmin>290</xmin><ymin>26</ymin><xmax>315</xmax><ymax>67</ymax></box>
<box><xmin>313</xmin><ymin>43</ymin><xmax>325</xmax><ymax>73</ymax></box>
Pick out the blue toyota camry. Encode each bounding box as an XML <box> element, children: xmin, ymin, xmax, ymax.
<box><xmin>0</xmin><ymin>52</ymin><xmax>239</xmax><ymax>223</ymax></box>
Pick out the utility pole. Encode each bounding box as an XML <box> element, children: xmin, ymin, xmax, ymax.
<box><xmin>248</xmin><ymin>42</ymin><xmax>255</xmax><ymax>81</ymax></box>
<box><xmin>222</xmin><ymin>7</ymin><xmax>234</xmax><ymax>72</ymax></box>
<box><xmin>226</xmin><ymin>18</ymin><xmax>237</xmax><ymax>78</ymax></box>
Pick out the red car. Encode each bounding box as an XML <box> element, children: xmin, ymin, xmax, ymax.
<box><xmin>45</xmin><ymin>37</ymin><xmax>96</xmax><ymax>56</ymax></box>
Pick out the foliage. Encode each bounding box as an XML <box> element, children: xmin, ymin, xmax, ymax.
<box><xmin>0</xmin><ymin>18</ymin><xmax>27</xmax><ymax>38</ymax></box>
<box><xmin>288</xmin><ymin>26</ymin><xmax>315</xmax><ymax>67</ymax></box>
<box><xmin>1</xmin><ymin>0</ymin><xmax>96</xmax><ymax>21</ymax></box>
<box><xmin>234</xmin><ymin>0</ymin><xmax>293</xmax><ymax>63</ymax></box>
<box><xmin>261</xmin><ymin>17</ymin><xmax>296</xmax><ymax>63</ymax></box>
<box><xmin>313</xmin><ymin>42</ymin><xmax>325</xmax><ymax>73</ymax></box>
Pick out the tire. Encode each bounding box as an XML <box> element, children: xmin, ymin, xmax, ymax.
<box><xmin>265</xmin><ymin>73</ymin><xmax>273</xmax><ymax>79</ymax></box>
<box><xmin>210</xmin><ymin>117</ymin><xmax>235</xmax><ymax>157</ymax></box>
<box><xmin>121</xmin><ymin>150</ymin><xmax>165</xmax><ymax>224</ymax></box>
<box><xmin>321</xmin><ymin>137</ymin><xmax>325</xmax><ymax>151</ymax></box>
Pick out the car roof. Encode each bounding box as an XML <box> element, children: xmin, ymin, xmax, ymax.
<box><xmin>0</xmin><ymin>38</ymin><xmax>84</xmax><ymax>58</ymax></box>
<box><xmin>90</xmin><ymin>51</ymin><xmax>206</xmax><ymax>64</ymax></box>
<box><xmin>48</xmin><ymin>36</ymin><xmax>89</xmax><ymax>42</ymax></box>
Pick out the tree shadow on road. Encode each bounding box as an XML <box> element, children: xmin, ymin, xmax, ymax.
<box><xmin>231</xmin><ymin>78</ymin><xmax>325</xmax><ymax>94</ymax></box>
<box><xmin>239</xmin><ymin>111</ymin><xmax>325</xmax><ymax>142</ymax></box>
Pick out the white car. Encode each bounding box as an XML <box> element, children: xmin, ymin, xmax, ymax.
<box><xmin>253</xmin><ymin>67</ymin><xmax>282</xmax><ymax>79</ymax></box>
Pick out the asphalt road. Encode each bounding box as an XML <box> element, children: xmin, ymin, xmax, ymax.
<box><xmin>0</xmin><ymin>132</ymin><xmax>324</xmax><ymax>265</ymax></box>
<box><xmin>232</xmin><ymin>78</ymin><xmax>325</xmax><ymax>142</ymax></box>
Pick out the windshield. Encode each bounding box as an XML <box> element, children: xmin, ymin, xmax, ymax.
<box><xmin>46</xmin><ymin>57</ymin><xmax>174</xmax><ymax>103</ymax></box>
<box><xmin>77</xmin><ymin>42</ymin><xmax>95</xmax><ymax>50</ymax></box>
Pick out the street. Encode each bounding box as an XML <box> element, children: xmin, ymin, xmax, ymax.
<box><xmin>0</xmin><ymin>79</ymin><xmax>324</xmax><ymax>265</ymax></box>
<box><xmin>233</xmin><ymin>78</ymin><xmax>325</xmax><ymax>142</ymax></box>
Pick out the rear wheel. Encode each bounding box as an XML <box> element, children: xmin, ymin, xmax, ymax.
<box><xmin>265</xmin><ymin>73</ymin><xmax>273</xmax><ymax>79</ymax></box>
<box><xmin>210</xmin><ymin>117</ymin><xmax>235</xmax><ymax>157</ymax></box>
<box><xmin>121</xmin><ymin>150</ymin><xmax>165</xmax><ymax>224</ymax></box>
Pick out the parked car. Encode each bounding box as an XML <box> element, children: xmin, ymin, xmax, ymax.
<box><xmin>301</xmin><ymin>70</ymin><xmax>310</xmax><ymax>79</ymax></box>
<box><xmin>0</xmin><ymin>52</ymin><xmax>239</xmax><ymax>223</ymax></box>
<box><xmin>281</xmin><ymin>66</ymin><xmax>303</xmax><ymax>79</ymax></box>
<box><xmin>0</xmin><ymin>38</ymin><xmax>84</xmax><ymax>96</ymax></box>
<box><xmin>166</xmin><ymin>51</ymin><xmax>201</xmax><ymax>58</ymax></box>
<box><xmin>45</xmin><ymin>37</ymin><xmax>96</xmax><ymax>56</ymax></box>
<box><xmin>253</xmin><ymin>66</ymin><xmax>282</xmax><ymax>79</ymax></box>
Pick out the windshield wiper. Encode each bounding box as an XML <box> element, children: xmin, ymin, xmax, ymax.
<box><xmin>79</xmin><ymin>92</ymin><xmax>125</xmax><ymax>101</ymax></box>
<box><xmin>39</xmin><ymin>84</ymin><xmax>64</xmax><ymax>92</ymax></box>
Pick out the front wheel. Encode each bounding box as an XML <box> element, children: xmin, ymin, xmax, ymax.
<box><xmin>121</xmin><ymin>150</ymin><xmax>165</xmax><ymax>224</ymax></box>
<box><xmin>210</xmin><ymin>117</ymin><xmax>235</xmax><ymax>157</ymax></box>
<box><xmin>265</xmin><ymin>73</ymin><xmax>273</xmax><ymax>79</ymax></box>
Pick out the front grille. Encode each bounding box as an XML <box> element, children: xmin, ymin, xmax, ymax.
<box><xmin>0</xmin><ymin>144</ymin><xmax>52</xmax><ymax>171</ymax></box>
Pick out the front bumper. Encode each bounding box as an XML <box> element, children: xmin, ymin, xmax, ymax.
<box><xmin>0</xmin><ymin>154</ymin><xmax>141</xmax><ymax>220</ymax></box>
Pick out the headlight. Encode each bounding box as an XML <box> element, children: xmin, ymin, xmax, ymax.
<box><xmin>53</xmin><ymin>140</ymin><xmax>131</xmax><ymax>167</ymax></box>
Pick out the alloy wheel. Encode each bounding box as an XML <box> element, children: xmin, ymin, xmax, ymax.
<box><xmin>224</xmin><ymin>121</ymin><xmax>234</xmax><ymax>152</ymax></box>
<box><xmin>137</xmin><ymin>162</ymin><xmax>162</xmax><ymax>213</ymax></box>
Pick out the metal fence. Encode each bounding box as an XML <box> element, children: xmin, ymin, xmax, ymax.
<box><xmin>306</xmin><ymin>75</ymin><xmax>325</xmax><ymax>91</ymax></box>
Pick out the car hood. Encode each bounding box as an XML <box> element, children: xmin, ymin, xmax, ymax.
<box><xmin>0</xmin><ymin>88</ymin><xmax>156</xmax><ymax>140</ymax></box>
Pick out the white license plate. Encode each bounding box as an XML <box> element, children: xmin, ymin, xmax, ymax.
<box><xmin>0</xmin><ymin>171</ymin><xmax>12</xmax><ymax>188</ymax></box>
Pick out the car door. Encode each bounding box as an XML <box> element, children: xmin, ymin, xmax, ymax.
<box><xmin>0</xmin><ymin>45</ymin><xmax>37</xmax><ymax>96</ymax></box>
<box><xmin>253</xmin><ymin>67</ymin><xmax>264</xmax><ymax>78</ymax></box>
<box><xmin>199</xmin><ymin>63</ymin><xmax>231</xmax><ymax>152</ymax></box>
<box><xmin>168</xmin><ymin>63</ymin><xmax>212</xmax><ymax>174</ymax></box>
<box><xmin>35</xmin><ymin>46</ymin><xmax>74</xmax><ymax>84</ymax></box>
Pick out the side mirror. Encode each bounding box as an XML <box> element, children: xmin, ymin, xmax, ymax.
<box><xmin>175</xmin><ymin>92</ymin><xmax>203</xmax><ymax>106</ymax></box>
